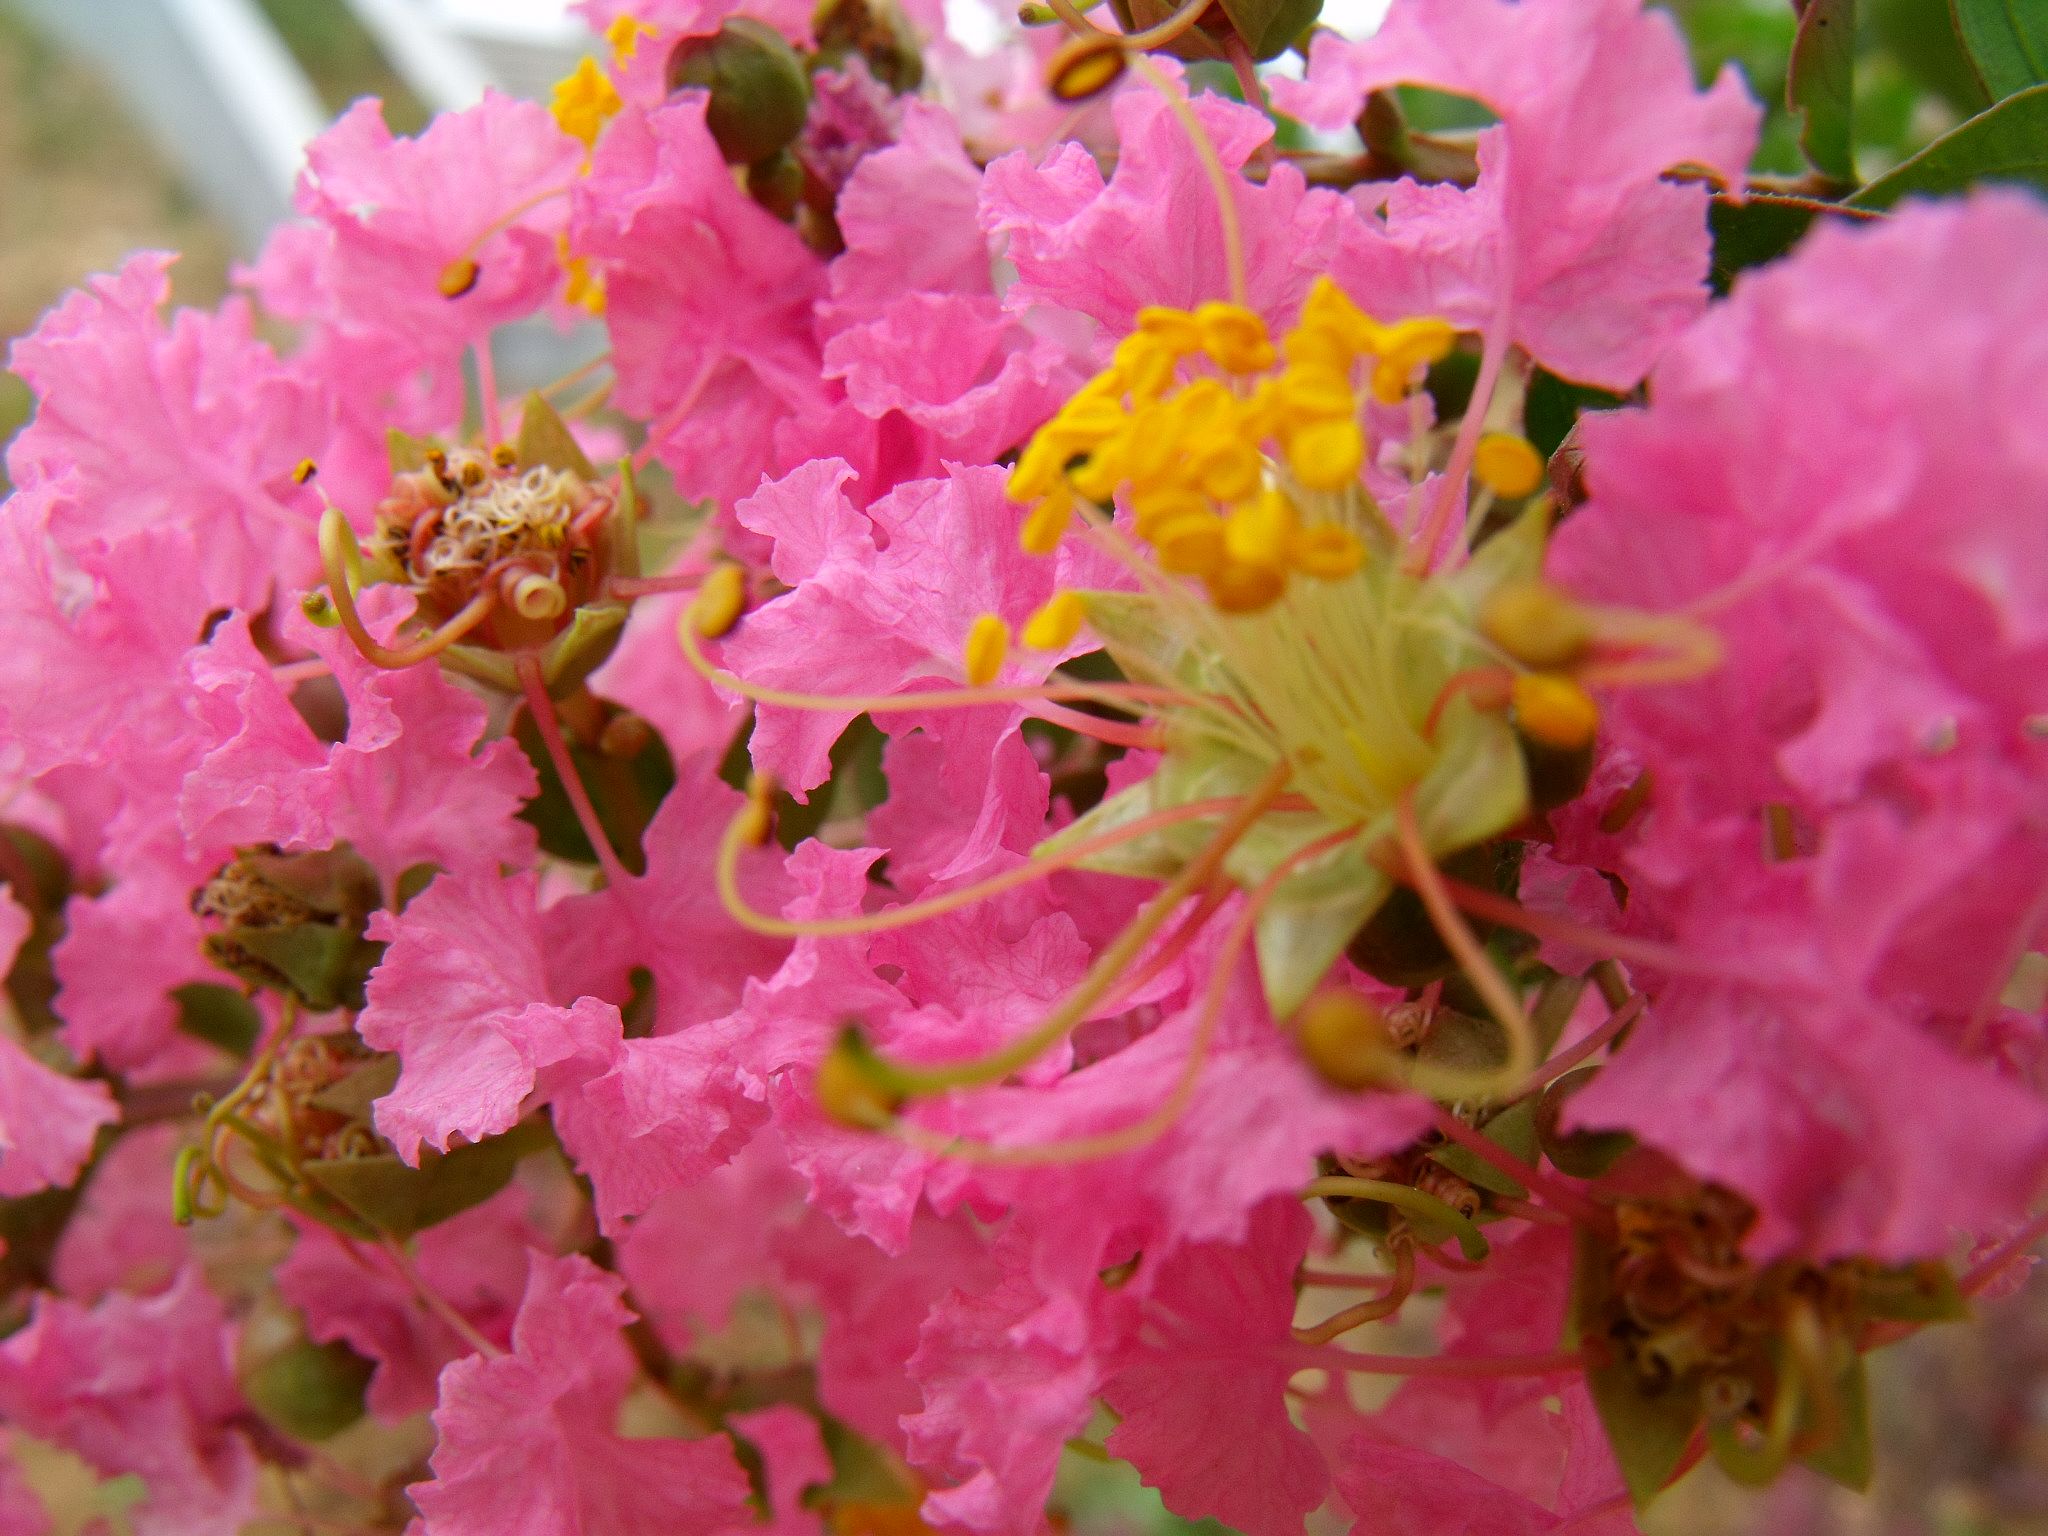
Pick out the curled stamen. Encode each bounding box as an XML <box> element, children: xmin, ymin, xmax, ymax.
<box><xmin>318</xmin><ymin>508</ymin><xmax>498</xmax><ymax>670</ymax></box>
<box><xmin>814</xmin><ymin>763</ymin><xmax>1294</xmax><ymax>1102</ymax></box>
<box><xmin>1424</xmin><ymin>1105</ymin><xmax>1606</xmax><ymax>1229</ymax></box>
<box><xmin>516</xmin><ymin>653</ymin><xmax>632</xmax><ymax>890</ymax></box>
<box><xmin>1293</xmin><ymin>1239</ymin><xmax>1416</xmax><ymax>1342</ymax></box>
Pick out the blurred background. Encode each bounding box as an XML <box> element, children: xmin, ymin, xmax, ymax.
<box><xmin>0</xmin><ymin>2</ymin><xmax>2033</xmax><ymax>1533</ymax></box>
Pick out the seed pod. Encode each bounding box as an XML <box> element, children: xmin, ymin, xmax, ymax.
<box><xmin>666</xmin><ymin>20</ymin><xmax>813</xmax><ymax>167</ymax></box>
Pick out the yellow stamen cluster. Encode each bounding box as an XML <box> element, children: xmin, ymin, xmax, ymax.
<box><xmin>552</xmin><ymin>55</ymin><xmax>625</xmax><ymax>150</ymax></box>
<box><xmin>1005</xmin><ymin>280</ymin><xmax>1458</xmax><ymax>616</ymax></box>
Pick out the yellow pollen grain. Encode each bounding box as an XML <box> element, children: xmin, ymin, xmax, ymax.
<box><xmin>1513</xmin><ymin>672</ymin><xmax>1600</xmax><ymax>750</ymax></box>
<box><xmin>690</xmin><ymin>563</ymin><xmax>749</xmax><ymax>638</ymax></box>
<box><xmin>1286</xmin><ymin>418</ymin><xmax>1365</xmax><ymax>491</ymax></box>
<box><xmin>1482</xmin><ymin>580</ymin><xmax>1591</xmax><ymax>669</ymax></box>
<box><xmin>1368</xmin><ymin>317</ymin><xmax>1457</xmax><ymax>404</ymax></box>
<box><xmin>552</xmin><ymin>56</ymin><xmax>624</xmax><ymax>150</ymax></box>
<box><xmin>1474</xmin><ymin>433</ymin><xmax>1545</xmax><ymax>498</ymax></box>
<box><xmin>438</xmin><ymin>257</ymin><xmax>481</xmax><ymax>298</ymax></box>
<box><xmin>1152</xmin><ymin>512</ymin><xmax>1227</xmax><ymax>577</ymax></box>
<box><xmin>1022</xmin><ymin>591</ymin><xmax>1086</xmax><ymax>651</ymax></box>
<box><xmin>1194</xmin><ymin>302</ymin><xmax>1276</xmax><ymax>373</ymax></box>
<box><xmin>1136</xmin><ymin>306</ymin><xmax>1203</xmax><ymax>355</ymax></box>
<box><xmin>605</xmin><ymin>15</ymin><xmax>656</xmax><ymax>59</ymax></box>
<box><xmin>1204</xmin><ymin>560</ymin><xmax>1286</xmax><ymax>614</ymax></box>
<box><xmin>1019</xmin><ymin>490</ymin><xmax>1074</xmax><ymax>556</ymax></box>
<box><xmin>964</xmin><ymin>613</ymin><xmax>1011</xmax><ymax>686</ymax></box>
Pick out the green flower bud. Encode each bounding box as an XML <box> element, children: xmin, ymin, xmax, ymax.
<box><xmin>666</xmin><ymin>20</ymin><xmax>813</xmax><ymax>167</ymax></box>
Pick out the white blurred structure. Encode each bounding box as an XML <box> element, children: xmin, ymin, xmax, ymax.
<box><xmin>8</xmin><ymin>0</ymin><xmax>587</xmax><ymax>251</ymax></box>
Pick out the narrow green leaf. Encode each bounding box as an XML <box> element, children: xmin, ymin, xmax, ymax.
<box><xmin>303</xmin><ymin>1118</ymin><xmax>551</xmax><ymax>1238</ymax></box>
<box><xmin>1849</xmin><ymin>83</ymin><xmax>2048</xmax><ymax>205</ymax></box>
<box><xmin>1216</xmin><ymin>0</ymin><xmax>1322</xmax><ymax>60</ymax></box>
<box><xmin>1951</xmin><ymin>0</ymin><xmax>2048</xmax><ymax>99</ymax></box>
<box><xmin>1789</xmin><ymin>0</ymin><xmax>1858</xmax><ymax>184</ymax></box>
<box><xmin>514</xmin><ymin>391</ymin><xmax>598</xmax><ymax>479</ymax></box>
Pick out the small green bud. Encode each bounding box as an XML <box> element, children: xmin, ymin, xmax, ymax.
<box><xmin>666</xmin><ymin>20</ymin><xmax>813</xmax><ymax>167</ymax></box>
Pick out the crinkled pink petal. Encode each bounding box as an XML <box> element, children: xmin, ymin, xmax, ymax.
<box><xmin>279</xmin><ymin>1188</ymin><xmax>536</xmax><ymax>1418</ymax></box>
<box><xmin>51</xmin><ymin>1123</ymin><xmax>186</xmax><ymax>1301</ymax></box>
<box><xmin>411</xmin><ymin>1252</ymin><xmax>756</xmax><ymax>1536</ymax></box>
<box><xmin>0</xmin><ymin>1268</ymin><xmax>258</xmax><ymax>1536</ymax></box>
<box><xmin>1101</xmin><ymin>1200</ymin><xmax>1329</xmax><ymax>1536</ymax></box>
<box><xmin>725</xmin><ymin>1405</ymin><xmax>833</xmax><ymax>1536</ymax></box>
<box><xmin>358</xmin><ymin>871</ymin><xmax>619</xmax><ymax>1161</ymax></box>
<box><xmin>4</xmin><ymin>253</ymin><xmax>325</xmax><ymax>609</ymax></box>
<box><xmin>980</xmin><ymin>82</ymin><xmax>1353</xmax><ymax>338</ymax></box>
<box><xmin>572</xmin><ymin>97</ymin><xmax>828</xmax><ymax>507</ymax></box>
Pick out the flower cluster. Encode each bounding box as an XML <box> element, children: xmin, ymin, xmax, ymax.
<box><xmin>0</xmin><ymin>0</ymin><xmax>2041</xmax><ymax>1531</ymax></box>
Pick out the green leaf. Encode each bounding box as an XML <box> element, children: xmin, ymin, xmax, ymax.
<box><xmin>244</xmin><ymin>1338</ymin><xmax>374</xmax><ymax>1441</ymax></box>
<box><xmin>1789</xmin><ymin>0</ymin><xmax>1858</xmax><ymax>183</ymax></box>
<box><xmin>1427</xmin><ymin>1098</ymin><xmax>1538</xmax><ymax>1198</ymax></box>
<box><xmin>306</xmin><ymin>1053</ymin><xmax>402</xmax><ymax>1120</ymax></box>
<box><xmin>1848</xmin><ymin>82</ymin><xmax>2048</xmax><ymax>205</ymax></box>
<box><xmin>303</xmin><ymin>1118</ymin><xmax>552</xmax><ymax>1238</ymax></box>
<box><xmin>229</xmin><ymin>922</ymin><xmax>381</xmax><ymax>1013</ymax></box>
<box><xmin>514</xmin><ymin>391</ymin><xmax>598</xmax><ymax>480</ymax></box>
<box><xmin>1798</xmin><ymin>1354</ymin><xmax>1873</xmax><ymax>1491</ymax></box>
<box><xmin>1572</xmin><ymin>1226</ymin><xmax>1703</xmax><ymax>1506</ymax></box>
<box><xmin>171</xmin><ymin>983</ymin><xmax>263</xmax><ymax>1056</ymax></box>
<box><xmin>1951</xmin><ymin>0</ymin><xmax>2048</xmax><ymax>99</ymax></box>
<box><xmin>1216</xmin><ymin>0</ymin><xmax>1322</xmax><ymax>60</ymax></box>
<box><xmin>1708</xmin><ymin>195</ymin><xmax>1819</xmax><ymax>290</ymax></box>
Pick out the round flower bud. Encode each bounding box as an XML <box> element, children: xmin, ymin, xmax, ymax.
<box><xmin>666</xmin><ymin>19</ymin><xmax>813</xmax><ymax>166</ymax></box>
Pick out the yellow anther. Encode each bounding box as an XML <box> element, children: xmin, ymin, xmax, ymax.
<box><xmin>1019</xmin><ymin>489</ymin><xmax>1074</xmax><ymax>556</ymax></box>
<box><xmin>1152</xmin><ymin>512</ymin><xmax>1227</xmax><ymax>577</ymax></box>
<box><xmin>738</xmin><ymin>773</ymin><xmax>777</xmax><ymax>846</ymax></box>
<box><xmin>562</xmin><ymin>252</ymin><xmax>606</xmax><ymax>316</ymax></box>
<box><xmin>1007</xmin><ymin>435</ymin><xmax>1067</xmax><ymax>503</ymax></box>
<box><xmin>816</xmin><ymin>1031</ymin><xmax>903</xmax><ymax>1129</ymax></box>
<box><xmin>1366</xmin><ymin>317</ymin><xmax>1458</xmax><ymax>404</ymax></box>
<box><xmin>1193</xmin><ymin>443</ymin><xmax>1262</xmax><ymax>504</ymax></box>
<box><xmin>1299</xmin><ymin>276</ymin><xmax>1376</xmax><ymax>353</ymax></box>
<box><xmin>492</xmin><ymin>443</ymin><xmax>518</xmax><ymax>467</ymax></box>
<box><xmin>1286</xmin><ymin>418</ymin><xmax>1366</xmax><ymax>491</ymax></box>
<box><xmin>292</xmin><ymin>458</ymin><xmax>318</xmax><ymax>485</ymax></box>
<box><xmin>1512</xmin><ymin>672</ymin><xmax>1601</xmax><ymax>750</ymax></box>
<box><xmin>1022</xmin><ymin>591</ymin><xmax>1086</xmax><ymax>652</ymax></box>
<box><xmin>690</xmin><ymin>563</ymin><xmax>749</xmax><ymax>638</ymax></box>
<box><xmin>438</xmin><ymin>258</ymin><xmax>481</xmax><ymax>299</ymax></box>
<box><xmin>1052</xmin><ymin>394</ymin><xmax>1127</xmax><ymax>444</ymax></box>
<box><xmin>1205</xmin><ymin>561</ymin><xmax>1287</xmax><ymax>614</ymax></box>
<box><xmin>551</xmin><ymin>56</ymin><xmax>623</xmax><ymax>150</ymax></box>
<box><xmin>1282</xmin><ymin>323</ymin><xmax>1352</xmax><ymax>373</ymax></box>
<box><xmin>1137</xmin><ymin>306</ymin><xmax>1203</xmax><ymax>355</ymax></box>
<box><xmin>1195</xmin><ymin>302</ymin><xmax>1277</xmax><ymax>373</ymax></box>
<box><xmin>1482</xmin><ymin>580</ymin><xmax>1592</xmax><ymax>670</ymax></box>
<box><xmin>1067</xmin><ymin>449</ymin><xmax>1122</xmax><ymax>503</ymax></box>
<box><xmin>1291</xmin><ymin>524</ymin><xmax>1366</xmax><ymax>581</ymax></box>
<box><xmin>605</xmin><ymin>14</ymin><xmax>656</xmax><ymax>59</ymax></box>
<box><xmin>1224</xmin><ymin>490</ymin><xmax>1299</xmax><ymax>570</ymax></box>
<box><xmin>1046</xmin><ymin>32</ymin><xmax>1128</xmax><ymax>102</ymax></box>
<box><xmin>1473</xmin><ymin>433</ymin><xmax>1545</xmax><ymax>498</ymax></box>
<box><xmin>1276</xmin><ymin>364</ymin><xmax>1355</xmax><ymax>420</ymax></box>
<box><xmin>964</xmin><ymin>613</ymin><xmax>1011</xmax><ymax>686</ymax></box>
<box><xmin>1131</xmin><ymin>487</ymin><xmax>1208</xmax><ymax>539</ymax></box>
<box><xmin>1112</xmin><ymin>332</ymin><xmax>1180</xmax><ymax>402</ymax></box>
<box><xmin>1294</xmin><ymin>990</ymin><xmax>1396</xmax><ymax>1091</ymax></box>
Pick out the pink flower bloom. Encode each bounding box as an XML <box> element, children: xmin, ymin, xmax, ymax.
<box><xmin>4</xmin><ymin>253</ymin><xmax>326</xmax><ymax>610</ymax></box>
<box><xmin>572</xmin><ymin>97</ymin><xmax>829</xmax><ymax>507</ymax></box>
<box><xmin>278</xmin><ymin>1187</ymin><xmax>538</xmax><ymax>1417</ymax></box>
<box><xmin>0</xmin><ymin>889</ymin><xmax>117</xmax><ymax>1199</ymax></box>
<box><xmin>51</xmin><ymin>1123</ymin><xmax>187</xmax><ymax>1301</ymax></box>
<box><xmin>980</xmin><ymin>80</ymin><xmax>1352</xmax><ymax>339</ymax></box>
<box><xmin>0</xmin><ymin>1268</ymin><xmax>258</xmax><ymax>1536</ymax></box>
<box><xmin>1544</xmin><ymin>191</ymin><xmax>2048</xmax><ymax>1256</ymax></box>
<box><xmin>357</xmin><ymin>870</ymin><xmax>620</xmax><ymax>1162</ymax></box>
<box><xmin>410</xmin><ymin>1252</ymin><xmax>755</xmax><ymax>1536</ymax></box>
<box><xmin>1276</xmin><ymin>0</ymin><xmax>1759</xmax><ymax>388</ymax></box>
<box><xmin>719</xmin><ymin>460</ymin><xmax>1108</xmax><ymax>796</ymax></box>
<box><xmin>1098</xmin><ymin>1201</ymin><xmax>1328</xmax><ymax>1536</ymax></box>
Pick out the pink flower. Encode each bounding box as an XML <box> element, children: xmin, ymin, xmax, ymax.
<box><xmin>357</xmin><ymin>869</ymin><xmax>620</xmax><ymax>1162</ymax></box>
<box><xmin>0</xmin><ymin>1268</ymin><xmax>258</xmax><ymax>1536</ymax></box>
<box><xmin>572</xmin><ymin>97</ymin><xmax>829</xmax><ymax>507</ymax></box>
<box><xmin>410</xmin><ymin>1252</ymin><xmax>755</xmax><ymax>1536</ymax></box>
<box><xmin>980</xmin><ymin>80</ymin><xmax>1353</xmax><ymax>339</ymax></box>
<box><xmin>1276</xmin><ymin>0</ymin><xmax>1759</xmax><ymax>388</ymax></box>
<box><xmin>1544</xmin><ymin>191</ymin><xmax>2048</xmax><ymax>1256</ymax></box>
<box><xmin>51</xmin><ymin>1123</ymin><xmax>187</xmax><ymax>1300</ymax></box>
<box><xmin>278</xmin><ymin>1188</ymin><xmax>539</xmax><ymax>1417</ymax></box>
<box><xmin>4</xmin><ymin>253</ymin><xmax>325</xmax><ymax>610</ymax></box>
<box><xmin>0</xmin><ymin>889</ymin><xmax>117</xmax><ymax>1199</ymax></box>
